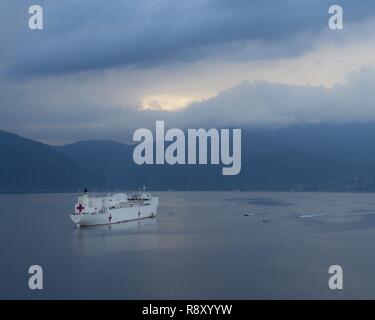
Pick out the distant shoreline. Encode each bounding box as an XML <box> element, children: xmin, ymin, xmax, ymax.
<box><xmin>1</xmin><ymin>190</ymin><xmax>375</xmax><ymax>195</ymax></box>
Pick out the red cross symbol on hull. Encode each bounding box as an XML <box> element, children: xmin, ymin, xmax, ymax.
<box><xmin>76</xmin><ymin>203</ymin><xmax>84</xmax><ymax>213</ymax></box>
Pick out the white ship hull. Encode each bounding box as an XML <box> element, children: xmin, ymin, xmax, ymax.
<box><xmin>70</xmin><ymin>195</ymin><xmax>158</xmax><ymax>226</ymax></box>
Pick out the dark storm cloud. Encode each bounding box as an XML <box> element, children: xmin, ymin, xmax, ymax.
<box><xmin>4</xmin><ymin>67</ymin><xmax>375</xmax><ymax>144</ymax></box>
<box><xmin>4</xmin><ymin>0</ymin><xmax>375</xmax><ymax>77</ymax></box>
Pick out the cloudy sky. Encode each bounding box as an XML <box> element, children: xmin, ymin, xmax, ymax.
<box><xmin>2</xmin><ymin>0</ymin><xmax>375</xmax><ymax>144</ymax></box>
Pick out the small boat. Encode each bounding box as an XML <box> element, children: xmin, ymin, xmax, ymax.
<box><xmin>244</xmin><ymin>209</ymin><xmax>255</xmax><ymax>216</ymax></box>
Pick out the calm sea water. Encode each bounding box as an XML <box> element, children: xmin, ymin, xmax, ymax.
<box><xmin>1</xmin><ymin>191</ymin><xmax>375</xmax><ymax>299</ymax></box>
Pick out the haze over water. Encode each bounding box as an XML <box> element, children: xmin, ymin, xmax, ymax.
<box><xmin>1</xmin><ymin>191</ymin><xmax>375</xmax><ymax>299</ymax></box>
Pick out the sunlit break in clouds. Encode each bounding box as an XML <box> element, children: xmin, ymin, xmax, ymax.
<box><xmin>2</xmin><ymin>1</ymin><xmax>375</xmax><ymax>143</ymax></box>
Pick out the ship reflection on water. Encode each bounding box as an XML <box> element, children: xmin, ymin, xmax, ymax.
<box><xmin>72</xmin><ymin>218</ymin><xmax>159</xmax><ymax>255</ymax></box>
<box><xmin>3</xmin><ymin>191</ymin><xmax>375</xmax><ymax>298</ymax></box>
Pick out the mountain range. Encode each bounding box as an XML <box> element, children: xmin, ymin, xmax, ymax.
<box><xmin>1</xmin><ymin>123</ymin><xmax>375</xmax><ymax>192</ymax></box>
